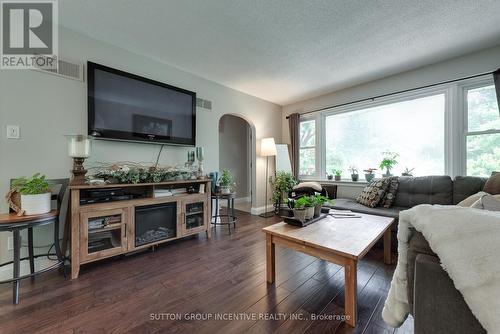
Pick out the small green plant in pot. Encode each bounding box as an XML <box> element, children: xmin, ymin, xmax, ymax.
<box><xmin>349</xmin><ymin>166</ymin><xmax>359</xmax><ymax>182</ymax></box>
<box><xmin>332</xmin><ymin>169</ymin><xmax>342</xmax><ymax>181</ymax></box>
<box><xmin>379</xmin><ymin>152</ymin><xmax>399</xmax><ymax>177</ymax></box>
<box><xmin>12</xmin><ymin>173</ymin><xmax>51</xmax><ymax>215</ymax></box>
<box><xmin>292</xmin><ymin>196</ymin><xmax>315</xmax><ymax>221</ymax></box>
<box><xmin>313</xmin><ymin>195</ymin><xmax>330</xmax><ymax>217</ymax></box>
<box><xmin>218</xmin><ymin>169</ymin><xmax>235</xmax><ymax>194</ymax></box>
<box><xmin>363</xmin><ymin>168</ymin><xmax>377</xmax><ymax>182</ymax></box>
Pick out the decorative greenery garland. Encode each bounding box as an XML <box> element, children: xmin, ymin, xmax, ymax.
<box><xmin>90</xmin><ymin>162</ymin><xmax>198</xmax><ymax>184</ymax></box>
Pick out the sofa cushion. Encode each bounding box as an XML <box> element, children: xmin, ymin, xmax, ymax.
<box><xmin>457</xmin><ymin>191</ymin><xmax>489</xmax><ymax>207</ymax></box>
<box><xmin>356</xmin><ymin>178</ymin><xmax>390</xmax><ymax>208</ymax></box>
<box><xmin>453</xmin><ymin>176</ymin><xmax>488</xmax><ymax>204</ymax></box>
<box><xmin>483</xmin><ymin>171</ymin><xmax>500</xmax><ymax>195</ymax></box>
<box><xmin>471</xmin><ymin>194</ymin><xmax>500</xmax><ymax>211</ymax></box>
<box><xmin>394</xmin><ymin>176</ymin><xmax>453</xmax><ymax>207</ymax></box>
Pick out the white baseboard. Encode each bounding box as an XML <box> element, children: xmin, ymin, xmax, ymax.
<box><xmin>250</xmin><ymin>205</ymin><xmax>274</xmax><ymax>215</ymax></box>
<box><xmin>234</xmin><ymin>196</ymin><xmax>251</xmax><ymax>204</ymax></box>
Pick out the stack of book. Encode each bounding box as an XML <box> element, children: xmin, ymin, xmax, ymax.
<box><xmin>329</xmin><ymin>209</ymin><xmax>361</xmax><ymax>218</ymax></box>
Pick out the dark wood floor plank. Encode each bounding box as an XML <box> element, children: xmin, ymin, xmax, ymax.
<box><xmin>0</xmin><ymin>210</ymin><xmax>410</xmax><ymax>334</ymax></box>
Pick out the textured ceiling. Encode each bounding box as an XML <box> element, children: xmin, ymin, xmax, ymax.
<box><xmin>59</xmin><ymin>0</ymin><xmax>500</xmax><ymax>105</ymax></box>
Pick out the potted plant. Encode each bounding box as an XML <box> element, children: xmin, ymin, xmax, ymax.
<box><xmin>313</xmin><ymin>195</ymin><xmax>330</xmax><ymax>217</ymax></box>
<box><xmin>402</xmin><ymin>167</ymin><xmax>414</xmax><ymax>177</ymax></box>
<box><xmin>379</xmin><ymin>152</ymin><xmax>399</xmax><ymax>177</ymax></box>
<box><xmin>303</xmin><ymin>196</ymin><xmax>315</xmax><ymax>219</ymax></box>
<box><xmin>292</xmin><ymin>197</ymin><xmax>308</xmax><ymax>222</ymax></box>
<box><xmin>218</xmin><ymin>169</ymin><xmax>235</xmax><ymax>194</ymax></box>
<box><xmin>271</xmin><ymin>171</ymin><xmax>298</xmax><ymax>214</ymax></box>
<box><xmin>349</xmin><ymin>166</ymin><xmax>359</xmax><ymax>181</ymax></box>
<box><xmin>363</xmin><ymin>168</ymin><xmax>377</xmax><ymax>182</ymax></box>
<box><xmin>11</xmin><ymin>173</ymin><xmax>51</xmax><ymax>215</ymax></box>
<box><xmin>333</xmin><ymin>169</ymin><xmax>342</xmax><ymax>181</ymax></box>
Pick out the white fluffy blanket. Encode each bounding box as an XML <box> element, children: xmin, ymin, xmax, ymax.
<box><xmin>382</xmin><ymin>204</ymin><xmax>500</xmax><ymax>333</ymax></box>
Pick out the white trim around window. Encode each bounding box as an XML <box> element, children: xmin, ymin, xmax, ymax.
<box><xmin>298</xmin><ymin>75</ymin><xmax>497</xmax><ymax>180</ymax></box>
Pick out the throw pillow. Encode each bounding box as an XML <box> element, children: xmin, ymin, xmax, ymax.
<box><xmin>471</xmin><ymin>194</ymin><xmax>500</xmax><ymax>211</ymax></box>
<box><xmin>356</xmin><ymin>178</ymin><xmax>390</xmax><ymax>208</ymax></box>
<box><xmin>483</xmin><ymin>171</ymin><xmax>500</xmax><ymax>195</ymax></box>
<box><xmin>457</xmin><ymin>191</ymin><xmax>489</xmax><ymax>207</ymax></box>
<box><xmin>380</xmin><ymin>177</ymin><xmax>399</xmax><ymax>208</ymax></box>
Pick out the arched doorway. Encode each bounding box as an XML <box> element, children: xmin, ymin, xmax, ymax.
<box><xmin>218</xmin><ymin>114</ymin><xmax>253</xmax><ymax>212</ymax></box>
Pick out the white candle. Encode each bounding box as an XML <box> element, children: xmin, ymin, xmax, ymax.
<box><xmin>68</xmin><ymin>135</ymin><xmax>90</xmax><ymax>158</ymax></box>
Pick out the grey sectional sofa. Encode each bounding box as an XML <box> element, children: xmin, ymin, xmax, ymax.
<box><xmin>329</xmin><ymin>175</ymin><xmax>487</xmax><ymax>247</ymax></box>
<box><xmin>330</xmin><ymin>175</ymin><xmax>488</xmax><ymax>333</ymax></box>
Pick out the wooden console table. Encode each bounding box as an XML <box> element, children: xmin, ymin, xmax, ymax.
<box><xmin>68</xmin><ymin>179</ymin><xmax>211</xmax><ymax>279</ymax></box>
<box><xmin>262</xmin><ymin>213</ymin><xmax>394</xmax><ymax>327</ymax></box>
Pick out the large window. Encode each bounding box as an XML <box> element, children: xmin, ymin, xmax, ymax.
<box><xmin>465</xmin><ymin>85</ymin><xmax>500</xmax><ymax>176</ymax></box>
<box><xmin>297</xmin><ymin>75</ymin><xmax>500</xmax><ymax>180</ymax></box>
<box><xmin>324</xmin><ymin>94</ymin><xmax>445</xmax><ymax>176</ymax></box>
<box><xmin>299</xmin><ymin>119</ymin><xmax>316</xmax><ymax>175</ymax></box>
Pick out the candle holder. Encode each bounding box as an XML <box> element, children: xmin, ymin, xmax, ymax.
<box><xmin>196</xmin><ymin>147</ymin><xmax>204</xmax><ymax>179</ymax></box>
<box><xmin>66</xmin><ymin>135</ymin><xmax>91</xmax><ymax>185</ymax></box>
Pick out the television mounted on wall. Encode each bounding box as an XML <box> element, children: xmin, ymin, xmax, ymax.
<box><xmin>88</xmin><ymin>62</ymin><xmax>196</xmax><ymax>146</ymax></box>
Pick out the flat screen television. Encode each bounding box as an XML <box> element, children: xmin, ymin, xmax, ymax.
<box><xmin>88</xmin><ymin>62</ymin><xmax>196</xmax><ymax>146</ymax></box>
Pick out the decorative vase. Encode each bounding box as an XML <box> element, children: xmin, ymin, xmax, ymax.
<box><xmin>209</xmin><ymin>172</ymin><xmax>218</xmax><ymax>193</ymax></box>
<box><xmin>351</xmin><ymin>174</ymin><xmax>359</xmax><ymax>182</ymax></box>
<box><xmin>327</xmin><ymin>175</ymin><xmax>333</xmax><ymax>180</ymax></box>
<box><xmin>314</xmin><ymin>205</ymin><xmax>322</xmax><ymax>217</ymax></box>
<box><xmin>196</xmin><ymin>147</ymin><xmax>204</xmax><ymax>179</ymax></box>
<box><xmin>365</xmin><ymin>174</ymin><xmax>375</xmax><ymax>182</ymax></box>
<box><xmin>293</xmin><ymin>208</ymin><xmax>307</xmax><ymax>222</ymax></box>
<box><xmin>219</xmin><ymin>186</ymin><xmax>230</xmax><ymax>194</ymax></box>
<box><xmin>305</xmin><ymin>206</ymin><xmax>314</xmax><ymax>219</ymax></box>
<box><xmin>21</xmin><ymin>192</ymin><xmax>51</xmax><ymax>215</ymax></box>
<box><xmin>334</xmin><ymin>175</ymin><xmax>341</xmax><ymax>181</ymax></box>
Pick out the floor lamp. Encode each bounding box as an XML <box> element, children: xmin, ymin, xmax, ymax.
<box><xmin>259</xmin><ymin>137</ymin><xmax>277</xmax><ymax>218</ymax></box>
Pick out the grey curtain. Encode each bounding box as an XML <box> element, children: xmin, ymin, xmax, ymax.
<box><xmin>494</xmin><ymin>68</ymin><xmax>500</xmax><ymax>114</ymax></box>
<box><xmin>288</xmin><ymin>113</ymin><xmax>300</xmax><ymax>179</ymax></box>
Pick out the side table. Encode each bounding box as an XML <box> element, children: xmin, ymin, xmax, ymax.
<box><xmin>211</xmin><ymin>192</ymin><xmax>237</xmax><ymax>234</ymax></box>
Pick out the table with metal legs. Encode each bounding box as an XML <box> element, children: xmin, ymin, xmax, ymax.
<box><xmin>211</xmin><ymin>192</ymin><xmax>237</xmax><ymax>234</ymax></box>
<box><xmin>0</xmin><ymin>211</ymin><xmax>65</xmax><ymax>304</ymax></box>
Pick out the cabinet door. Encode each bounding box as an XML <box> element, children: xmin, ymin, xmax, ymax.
<box><xmin>181</xmin><ymin>196</ymin><xmax>208</xmax><ymax>236</ymax></box>
<box><xmin>80</xmin><ymin>208</ymin><xmax>128</xmax><ymax>263</ymax></box>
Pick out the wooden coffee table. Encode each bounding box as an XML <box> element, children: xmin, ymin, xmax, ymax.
<box><xmin>262</xmin><ymin>213</ymin><xmax>394</xmax><ymax>327</ymax></box>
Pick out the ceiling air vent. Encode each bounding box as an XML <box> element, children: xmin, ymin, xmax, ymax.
<box><xmin>196</xmin><ymin>97</ymin><xmax>212</xmax><ymax>111</ymax></box>
<box><xmin>31</xmin><ymin>57</ymin><xmax>84</xmax><ymax>82</ymax></box>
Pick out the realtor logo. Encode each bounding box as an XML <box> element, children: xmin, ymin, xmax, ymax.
<box><xmin>1</xmin><ymin>0</ymin><xmax>58</xmax><ymax>69</ymax></box>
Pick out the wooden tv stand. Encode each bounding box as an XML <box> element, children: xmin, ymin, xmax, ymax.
<box><xmin>68</xmin><ymin>179</ymin><xmax>211</xmax><ymax>279</ymax></box>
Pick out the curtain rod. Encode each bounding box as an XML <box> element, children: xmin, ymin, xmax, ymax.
<box><xmin>286</xmin><ymin>71</ymin><xmax>495</xmax><ymax>119</ymax></box>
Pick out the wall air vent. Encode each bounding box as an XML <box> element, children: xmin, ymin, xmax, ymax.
<box><xmin>196</xmin><ymin>97</ymin><xmax>213</xmax><ymax>111</ymax></box>
<box><xmin>30</xmin><ymin>57</ymin><xmax>84</xmax><ymax>82</ymax></box>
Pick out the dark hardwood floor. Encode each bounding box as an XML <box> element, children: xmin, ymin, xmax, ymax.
<box><xmin>0</xmin><ymin>210</ymin><xmax>413</xmax><ymax>334</ymax></box>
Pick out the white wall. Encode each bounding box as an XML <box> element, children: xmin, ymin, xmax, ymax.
<box><xmin>282</xmin><ymin>44</ymin><xmax>500</xmax><ymax>198</ymax></box>
<box><xmin>0</xmin><ymin>27</ymin><xmax>281</xmax><ymax>261</ymax></box>
<box><xmin>219</xmin><ymin>115</ymin><xmax>251</xmax><ymax>198</ymax></box>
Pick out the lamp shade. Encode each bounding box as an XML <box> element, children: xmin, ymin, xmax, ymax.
<box><xmin>261</xmin><ymin>137</ymin><xmax>277</xmax><ymax>157</ymax></box>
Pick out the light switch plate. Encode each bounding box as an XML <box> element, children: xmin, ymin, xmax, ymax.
<box><xmin>6</xmin><ymin>125</ymin><xmax>20</xmax><ymax>139</ymax></box>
